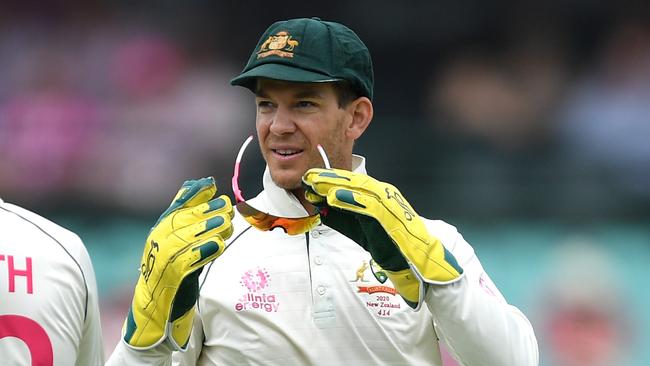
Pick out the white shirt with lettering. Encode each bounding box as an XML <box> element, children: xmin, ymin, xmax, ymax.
<box><xmin>0</xmin><ymin>199</ymin><xmax>104</xmax><ymax>365</ymax></box>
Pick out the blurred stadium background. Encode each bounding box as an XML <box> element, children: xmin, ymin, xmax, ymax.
<box><xmin>1</xmin><ymin>1</ymin><xmax>649</xmax><ymax>364</ymax></box>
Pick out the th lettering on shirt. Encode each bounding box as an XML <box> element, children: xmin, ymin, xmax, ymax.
<box><xmin>0</xmin><ymin>254</ymin><xmax>34</xmax><ymax>294</ymax></box>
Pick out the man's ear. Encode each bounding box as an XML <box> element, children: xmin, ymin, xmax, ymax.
<box><xmin>345</xmin><ymin>97</ymin><xmax>373</xmax><ymax>140</ymax></box>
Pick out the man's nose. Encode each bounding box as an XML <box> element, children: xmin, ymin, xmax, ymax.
<box><xmin>269</xmin><ymin>105</ymin><xmax>296</xmax><ymax>135</ymax></box>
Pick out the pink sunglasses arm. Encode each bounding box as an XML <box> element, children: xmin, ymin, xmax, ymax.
<box><xmin>232</xmin><ymin>135</ymin><xmax>254</xmax><ymax>203</ymax></box>
<box><xmin>232</xmin><ymin>162</ymin><xmax>244</xmax><ymax>203</ymax></box>
<box><xmin>232</xmin><ymin>136</ymin><xmax>331</xmax><ymax>204</ymax></box>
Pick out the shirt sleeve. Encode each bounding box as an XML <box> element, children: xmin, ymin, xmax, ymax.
<box><xmin>74</xmin><ymin>240</ymin><xmax>105</xmax><ymax>366</ymax></box>
<box><xmin>424</xmin><ymin>221</ymin><xmax>539</xmax><ymax>366</ymax></box>
<box><xmin>106</xmin><ymin>306</ymin><xmax>204</xmax><ymax>366</ymax></box>
<box><xmin>106</xmin><ymin>340</ymin><xmax>174</xmax><ymax>366</ymax></box>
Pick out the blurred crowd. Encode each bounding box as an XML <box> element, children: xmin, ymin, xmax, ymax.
<box><xmin>2</xmin><ymin>2</ymin><xmax>647</xmax><ymax>220</ymax></box>
<box><xmin>420</xmin><ymin>15</ymin><xmax>650</xmax><ymax>219</ymax></box>
<box><xmin>0</xmin><ymin>14</ymin><xmax>251</xmax><ymax>213</ymax></box>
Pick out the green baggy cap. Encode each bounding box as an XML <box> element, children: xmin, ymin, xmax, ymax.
<box><xmin>231</xmin><ymin>17</ymin><xmax>374</xmax><ymax>99</ymax></box>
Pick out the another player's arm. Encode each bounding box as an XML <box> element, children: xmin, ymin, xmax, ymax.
<box><xmin>74</xmin><ymin>236</ymin><xmax>105</xmax><ymax>365</ymax></box>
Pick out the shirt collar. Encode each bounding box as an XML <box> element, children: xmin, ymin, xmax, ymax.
<box><xmin>248</xmin><ymin>155</ymin><xmax>366</xmax><ymax>217</ymax></box>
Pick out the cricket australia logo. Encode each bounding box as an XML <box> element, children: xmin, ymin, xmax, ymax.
<box><xmin>257</xmin><ymin>31</ymin><xmax>299</xmax><ymax>59</ymax></box>
<box><xmin>351</xmin><ymin>260</ymin><xmax>403</xmax><ymax>317</ymax></box>
<box><xmin>235</xmin><ymin>267</ymin><xmax>279</xmax><ymax>313</ymax></box>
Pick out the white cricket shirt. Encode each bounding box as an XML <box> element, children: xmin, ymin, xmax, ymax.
<box><xmin>0</xmin><ymin>199</ymin><xmax>104</xmax><ymax>365</ymax></box>
<box><xmin>108</xmin><ymin>156</ymin><xmax>538</xmax><ymax>365</ymax></box>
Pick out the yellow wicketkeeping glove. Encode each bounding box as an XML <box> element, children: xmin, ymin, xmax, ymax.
<box><xmin>122</xmin><ymin>177</ymin><xmax>234</xmax><ymax>350</ymax></box>
<box><xmin>302</xmin><ymin>169</ymin><xmax>463</xmax><ymax>310</ymax></box>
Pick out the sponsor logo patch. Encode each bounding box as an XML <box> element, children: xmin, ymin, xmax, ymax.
<box><xmin>235</xmin><ymin>267</ymin><xmax>279</xmax><ymax>313</ymax></box>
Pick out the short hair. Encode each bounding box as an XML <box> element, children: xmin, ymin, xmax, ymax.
<box><xmin>332</xmin><ymin>81</ymin><xmax>361</xmax><ymax>108</ymax></box>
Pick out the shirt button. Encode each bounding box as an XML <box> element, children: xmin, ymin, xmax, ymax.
<box><xmin>316</xmin><ymin>285</ymin><xmax>326</xmax><ymax>295</ymax></box>
<box><xmin>311</xmin><ymin>230</ymin><xmax>320</xmax><ymax>238</ymax></box>
<box><xmin>314</xmin><ymin>256</ymin><xmax>323</xmax><ymax>265</ymax></box>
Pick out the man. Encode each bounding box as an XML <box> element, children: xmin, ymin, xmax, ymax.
<box><xmin>0</xmin><ymin>198</ymin><xmax>104</xmax><ymax>365</ymax></box>
<box><xmin>108</xmin><ymin>17</ymin><xmax>538</xmax><ymax>365</ymax></box>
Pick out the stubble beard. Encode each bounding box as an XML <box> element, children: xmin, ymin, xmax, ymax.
<box><xmin>269</xmin><ymin>153</ymin><xmax>328</xmax><ymax>191</ymax></box>
<box><xmin>274</xmin><ymin>175</ymin><xmax>302</xmax><ymax>191</ymax></box>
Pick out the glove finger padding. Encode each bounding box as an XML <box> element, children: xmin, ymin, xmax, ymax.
<box><xmin>304</xmin><ymin>174</ymin><xmax>402</xmax><ymax>267</ymax></box>
<box><xmin>156</xmin><ymin>177</ymin><xmax>218</xmax><ymax>226</ymax></box>
<box><xmin>137</xmin><ymin>197</ymin><xmax>233</xmax><ymax>296</ymax></box>
<box><xmin>327</xmin><ymin>187</ymin><xmax>463</xmax><ymax>283</ymax></box>
<box><xmin>123</xmin><ymin>178</ymin><xmax>234</xmax><ymax>350</ymax></box>
<box><xmin>303</xmin><ymin>169</ymin><xmax>464</xmax><ymax>309</ymax></box>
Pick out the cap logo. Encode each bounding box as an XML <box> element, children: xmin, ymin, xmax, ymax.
<box><xmin>257</xmin><ymin>31</ymin><xmax>299</xmax><ymax>59</ymax></box>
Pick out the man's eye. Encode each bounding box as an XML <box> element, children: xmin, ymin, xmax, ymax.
<box><xmin>296</xmin><ymin>101</ymin><xmax>317</xmax><ymax>108</ymax></box>
<box><xmin>257</xmin><ymin>101</ymin><xmax>274</xmax><ymax>109</ymax></box>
